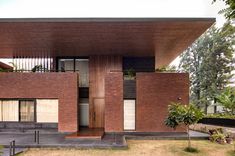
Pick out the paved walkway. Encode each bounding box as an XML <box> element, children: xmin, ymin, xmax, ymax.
<box><xmin>1</xmin><ymin>148</ymin><xmax>26</xmax><ymax>156</ymax></box>
<box><xmin>0</xmin><ymin>130</ymin><xmax>208</xmax><ymax>150</ymax></box>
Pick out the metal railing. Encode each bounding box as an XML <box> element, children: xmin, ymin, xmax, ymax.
<box><xmin>9</xmin><ymin>140</ymin><xmax>15</xmax><ymax>156</ymax></box>
<box><xmin>34</xmin><ymin>130</ymin><xmax>40</xmax><ymax>144</ymax></box>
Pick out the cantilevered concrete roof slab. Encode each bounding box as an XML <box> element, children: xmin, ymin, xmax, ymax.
<box><xmin>0</xmin><ymin>18</ymin><xmax>215</xmax><ymax>66</ymax></box>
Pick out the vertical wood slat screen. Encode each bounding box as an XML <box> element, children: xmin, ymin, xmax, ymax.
<box><xmin>0</xmin><ymin>100</ymin><xmax>19</xmax><ymax>121</ymax></box>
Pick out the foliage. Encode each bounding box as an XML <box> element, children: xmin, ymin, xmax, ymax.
<box><xmin>165</xmin><ymin>103</ymin><xmax>204</xmax><ymax>129</ymax></box>
<box><xmin>0</xmin><ymin>67</ymin><xmax>13</xmax><ymax>72</ymax></box>
<box><xmin>165</xmin><ymin>103</ymin><xmax>204</xmax><ymax>149</ymax></box>
<box><xmin>31</xmin><ymin>65</ymin><xmax>48</xmax><ymax>72</ymax></box>
<box><xmin>211</xmin><ymin>131</ymin><xmax>226</xmax><ymax>143</ymax></box>
<box><xmin>213</xmin><ymin>0</ymin><xmax>235</xmax><ymax>19</ymax></box>
<box><xmin>124</xmin><ymin>68</ymin><xmax>135</xmax><ymax>79</ymax></box>
<box><xmin>208</xmin><ymin>128</ymin><xmax>234</xmax><ymax>145</ymax></box>
<box><xmin>216</xmin><ymin>87</ymin><xmax>235</xmax><ymax>114</ymax></box>
<box><xmin>0</xmin><ymin>67</ymin><xmax>4</xmax><ymax>72</ymax></box>
<box><xmin>179</xmin><ymin>22</ymin><xmax>235</xmax><ymax>113</ymax></box>
<box><xmin>155</xmin><ymin>65</ymin><xmax>177</xmax><ymax>72</ymax></box>
<box><xmin>205</xmin><ymin>113</ymin><xmax>235</xmax><ymax>119</ymax></box>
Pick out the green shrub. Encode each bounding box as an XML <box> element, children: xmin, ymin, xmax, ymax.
<box><xmin>205</xmin><ymin>113</ymin><xmax>235</xmax><ymax>119</ymax></box>
<box><xmin>155</xmin><ymin>65</ymin><xmax>177</xmax><ymax>72</ymax></box>
<box><xmin>124</xmin><ymin>68</ymin><xmax>135</xmax><ymax>79</ymax></box>
<box><xmin>216</xmin><ymin>87</ymin><xmax>235</xmax><ymax>115</ymax></box>
<box><xmin>211</xmin><ymin>132</ymin><xmax>226</xmax><ymax>143</ymax></box>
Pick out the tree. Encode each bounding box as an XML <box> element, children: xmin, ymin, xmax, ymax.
<box><xmin>213</xmin><ymin>0</ymin><xmax>235</xmax><ymax>19</ymax></box>
<box><xmin>216</xmin><ymin>87</ymin><xmax>235</xmax><ymax>114</ymax></box>
<box><xmin>165</xmin><ymin>103</ymin><xmax>204</xmax><ymax>151</ymax></box>
<box><xmin>179</xmin><ymin>22</ymin><xmax>235</xmax><ymax>113</ymax></box>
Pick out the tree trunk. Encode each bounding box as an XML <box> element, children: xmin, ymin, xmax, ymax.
<box><xmin>204</xmin><ymin>104</ymin><xmax>208</xmax><ymax>115</ymax></box>
<box><xmin>187</xmin><ymin>125</ymin><xmax>191</xmax><ymax>148</ymax></box>
<box><xmin>214</xmin><ymin>98</ymin><xmax>217</xmax><ymax>113</ymax></box>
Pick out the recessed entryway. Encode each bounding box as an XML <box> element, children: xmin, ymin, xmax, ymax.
<box><xmin>79</xmin><ymin>98</ymin><xmax>89</xmax><ymax>126</ymax></box>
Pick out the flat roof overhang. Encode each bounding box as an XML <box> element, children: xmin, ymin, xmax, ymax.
<box><xmin>0</xmin><ymin>18</ymin><xmax>215</xmax><ymax>66</ymax></box>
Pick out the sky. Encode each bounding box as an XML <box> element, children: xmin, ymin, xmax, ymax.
<box><xmin>0</xmin><ymin>0</ymin><xmax>226</xmax><ymax>26</ymax></box>
<box><xmin>0</xmin><ymin>0</ymin><xmax>228</xmax><ymax>65</ymax></box>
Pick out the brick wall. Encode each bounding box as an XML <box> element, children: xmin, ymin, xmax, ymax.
<box><xmin>0</xmin><ymin>72</ymin><xmax>78</xmax><ymax>132</ymax></box>
<box><xmin>105</xmin><ymin>72</ymin><xmax>123</xmax><ymax>132</ymax></box>
<box><xmin>136</xmin><ymin>73</ymin><xmax>189</xmax><ymax>132</ymax></box>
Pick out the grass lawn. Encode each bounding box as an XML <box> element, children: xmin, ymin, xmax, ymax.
<box><xmin>0</xmin><ymin>145</ymin><xmax>3</xmax><ymax>156</ymax></box>
<box><xmin>19</xmin><ymin>140</ymin><xmax>235</xmax><ymax>156</ymax></box>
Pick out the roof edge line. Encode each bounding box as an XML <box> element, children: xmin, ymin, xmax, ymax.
<box><xmin>0</xmin><ymin>17</ymin><xmax>216</xmax><ymax>23</ymax></box>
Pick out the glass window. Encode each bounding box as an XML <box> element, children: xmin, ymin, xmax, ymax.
<box><xmin>75</xmin><ymin>59</ymin><xmax>89</xmax><ymax>87</ymax></box>
<box><xmin>58</xmin><ymin>59</ymin><xmax>74</xmax><ymax>72</ymax></box>
<box><xmin>0</xmin><ymin>100</ymin><xmax>19</xmax><ymax>122</ymax></box>
<box><xmin>20</xmin><ymin>100</ymin><xmax>35</xmax><ymax>122</ymax></box>
<box><xmin>36</xmin><ymin>99</ymin><xmax>58</xmax><ymax>123</ymax></box>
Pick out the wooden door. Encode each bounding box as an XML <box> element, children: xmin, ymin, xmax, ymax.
<box><xmin>93</xmin><ymin>98</ymin><xmax>105</xmax><ymax>128</ymax></box>
<box><xmin>89</xmin><ymin>56</ymin><xmax>122</xmax><ymax>128</ymax></box>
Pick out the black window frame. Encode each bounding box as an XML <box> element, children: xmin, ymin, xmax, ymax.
<box><xmin>19</xmin><ymin>99</ymin><xmax>37</xmax><ymax>123</ymax></box>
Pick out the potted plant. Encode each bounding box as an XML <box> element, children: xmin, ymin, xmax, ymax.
<box><xmin>225</xmin><ymin>132</ymin><xmax>233</xmax><ymax>144</ymax></box>
<box><xmin>31</xmin><ymin>65</ymin><xmax>48</xmax><ymax>72</ymax></box>
<box><xmin>124</xmin><ymin>68</ymin><xmax>135</xmax><ymax>80</ymax></box>
<box><xmin>211</xmin><ymin>132</ymin><xmax>226</xmax><ymax>144</ymax></box>
<box><xmin>155</xmin><ymin>65</ymin><xmax>177</xmax><ymax>73</ymax></box>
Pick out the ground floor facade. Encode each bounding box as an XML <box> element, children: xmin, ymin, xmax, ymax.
<box><xmin>0</xmin><ymin>55</ymin><xmax>189</xmax><ymax>133</ymax></box>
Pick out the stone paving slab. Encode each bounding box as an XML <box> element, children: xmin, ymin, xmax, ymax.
<box><xmin>0</xmin><ymin>130</ymin><xmax>208</xmax><ymax>149</ymax></box>
<box><xmin>1</xmin><ymin>148</ymin><xmax>26</xmax><ymax>156</ymax></box>
<box><xmin>124</xmin><ymin>131</ymin><xmax>209</xmax><ymax>140</ymax></box>
<box><xmin>0</xmin><ymin>133</ymin><xmax>127</xmax><ymax>149</ymax></box>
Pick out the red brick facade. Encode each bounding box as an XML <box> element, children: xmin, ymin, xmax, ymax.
<box><xmin>136</xmin><ymin>73</ymin><xmax>189</xmax><ymax>132</ymax></box>
<box><xmin>105</xmin><ymin>72</ymin><xmax>123</xmax><ymax>132</ymax></box>
<box><xmin>0</xmin><ymin>72</ymin><xmax>189</xmax><ymax>133</ymax></box>
<box><xmin>0</xmin><ymin>72</ymin><xmax>78</xmax><ymax>132</ymax></box>
<box><xmin>105</xmin><ymin>72</ymin><xmax>189</xmax><ymax>132</ymax></box>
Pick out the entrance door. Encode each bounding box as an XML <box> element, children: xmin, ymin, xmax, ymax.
<box><xmin>93</xmin><ymin>98</ymin><xmax>105</xmax><ymax>128</ymax></box>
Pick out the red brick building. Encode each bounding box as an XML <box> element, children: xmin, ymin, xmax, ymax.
<box><xmin>0</xmin><ymin>18</ymin><xmax>214</xmax><ymax>134</ymax></box>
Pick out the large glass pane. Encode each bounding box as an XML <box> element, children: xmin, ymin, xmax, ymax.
<box><xmin>75</xmin><ymin>59</ymin><xmax>89</xmax><ymax>87</ymax></box>
<box><xmin>36</xmin><ymin>99</ymin><xmax>58</xmax><ymax>123</ymax></box>
<box><xmin>0</xmin><ymin>100</ymin><xmax>19</xmax><ymax>121</ymax></box>
<box><xmin>20</xmin><ymin>100</ymin><xmax>35</xmax><ymax>122</ymax></box>
<box><xmin>58</xmin><ymin>59</ymin><xmax>74</xmax><ymax>72</ymax></box>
